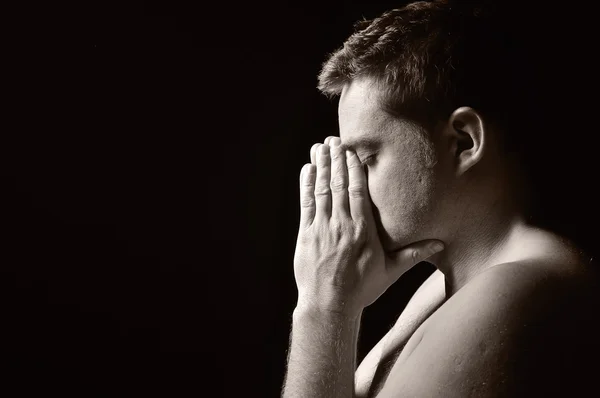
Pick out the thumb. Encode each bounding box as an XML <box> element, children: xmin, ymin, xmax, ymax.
<box><xmin>385</xmin><ymin>240</ymin><xmax>445</xmax><ymax>278</ymax></box>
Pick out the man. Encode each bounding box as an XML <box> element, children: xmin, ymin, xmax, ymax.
<box><xmin>282</xmin><ymin>1</ymin><xmax>599</xmax><ymax>397</ymax></box>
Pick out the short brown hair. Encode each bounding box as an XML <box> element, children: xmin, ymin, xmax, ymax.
<box><xmin>317</xmin><ymin>1</ymin><xmax>541</xmax><ymax>150</ymax></box>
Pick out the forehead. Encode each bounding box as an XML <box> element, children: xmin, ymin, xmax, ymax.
<box><xmin>338</xmin><ymin>78</ymin><xmax>394</xmax><ymax>146</ymax></box>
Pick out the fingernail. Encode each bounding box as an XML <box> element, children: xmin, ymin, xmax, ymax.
<box><xmin>319</xmin><ymin>145</ymin><xmax>330</xmax><ymax>156</ymax></box>
<box><xmin>432</xmin><ymin>242</ymin><xmax>444</xmax><ymax>252</ymax></box>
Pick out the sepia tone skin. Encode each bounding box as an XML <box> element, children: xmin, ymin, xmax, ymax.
<box><xmin>282</xmin><ymin>77</ymin><xmax>596</xmax><ymax>397</ymax></box>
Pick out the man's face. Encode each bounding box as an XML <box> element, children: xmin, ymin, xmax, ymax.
<box><xmin>338</xmin><ymin>78</ymin><xmax>445</xmax><ymax>252</ymax></box>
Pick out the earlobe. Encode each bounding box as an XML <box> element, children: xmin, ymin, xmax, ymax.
<box><xmin>448</xmin><ymin>107</ymin><xmax>485</xmax><ymax>176</ymax></box>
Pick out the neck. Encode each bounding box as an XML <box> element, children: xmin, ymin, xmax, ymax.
<box><xmin>426</xmin><ymin>157</ymin><xmax>543</xmax><ymax>297</ymax></box>
<box><xmin>426</xmin><ymin>207</ymin><xmax>579</xmax><ymax>298</ymax></box>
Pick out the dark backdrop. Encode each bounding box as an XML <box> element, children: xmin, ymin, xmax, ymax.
<box><xmin>2</xmin><ymin>1</ymin><xmax>596</xmax><ymax>397</ymax></box>
<box><xmin>2</xmin><ymin>1</ymin><xmax>434</xmax><ymax>396</ymax></box>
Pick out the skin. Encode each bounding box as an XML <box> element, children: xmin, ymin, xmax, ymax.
<box><xmin>334</xmin><ymin>77</ymin><xmax>587</xmax><ymax>297</ymax></box>
<box><xmin>282</xmin><ymin>76</ymin><xmax>594</xmax><ymax>397</ymax></box>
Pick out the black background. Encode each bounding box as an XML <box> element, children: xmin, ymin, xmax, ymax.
<box><xmin>3</xmin><ymin>1</ymin><xmax>436</xmax><ymax>396</ymax></box>
<box><xmin>2</xmin><ymin>1</ymin><xmax>596</xmax><ymax>397</ymax></box>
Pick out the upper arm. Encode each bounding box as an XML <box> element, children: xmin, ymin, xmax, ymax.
<box><xmin>376</xmin><ymin>264</ymin><xmax>571</xmax><ymax>397</ymax></box>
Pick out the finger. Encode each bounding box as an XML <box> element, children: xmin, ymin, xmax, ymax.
<box><xmin>310</xmin><ymin>143</ymin><xmax>320</xmax><ymax>165</ymax></box>
<box><xmin>385</xmin><ymin>240</ymin><xmax>445</xmax><ymax>280</ymax></box>
<box><xmin>324</xmin><ymin>135</ymin><xmax>338</xmax><ymax>146</ymax></box>
<box><xmin>329</xmin><ymin>139</ymin><xmax>350</xmax><ymax>219</ymax></box>
<box><xmin>328</xmin><ymin>136</ymin><xmax>341</xmax><ymax>146</ymax></box>
<box><xmin>315</xmin><ymin>144</ymin><xmax>332</xmax><ymax>220</ymax></box>
<box><xmin>299</xmin><ymin>163</ymin><xmax>316</xmax><ymax>228</ymax></box>
<box><xmin>345</xmin><ymin>149</ymin><xmax>370</xmax><ymax>222</ymax></box>
<box><xmin>312</xmin><ymin>136</ymin><xmax>337</xmax><ymax>164</ymax></box>
<box><xmin>389</xmin><ymin>240</ymin><xmax>444</xmax><ymax>271</ymax></box>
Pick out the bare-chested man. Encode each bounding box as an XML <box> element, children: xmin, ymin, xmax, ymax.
<box><xmin>282</xmin><ymin>1</ymin><xmax>599</xmax><ymax>397</ymax></box>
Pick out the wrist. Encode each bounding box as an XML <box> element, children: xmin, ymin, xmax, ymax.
<box><xmin>294</xmin><ymin>299</ymin><xmax>362</xmax><ymax>323</ymax></box>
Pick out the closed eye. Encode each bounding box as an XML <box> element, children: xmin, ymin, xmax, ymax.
<box><xmin>360</xmin><ymin>154</ymin><xmax>375</xmax><ymax>166</ymax></box>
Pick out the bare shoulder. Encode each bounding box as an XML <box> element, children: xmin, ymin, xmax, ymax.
<box><xmin>464</xmin><ymin>259</ymin><xmax>600</xmax><ymax>327</ymax></box>
<box><xmin>376</xmin><ymin>260</ymin><xmax>600</xmax><ymax>397</ymax></box>
<box><xmin>459</xmin><ymin>259</ymin><xmax>596</xmax><ymax>312</ymax></box>
<box><xmin>427</xmin><ymin>259</ymin><xmax>599</xmax><ymax>342</ymax></box>
<box><xmin>455</xmin><ymin>260</ymin><xmax>600</xmax><ymax>394</ymax></box>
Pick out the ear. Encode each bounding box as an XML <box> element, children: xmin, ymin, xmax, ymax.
<box><xmin>447</xmin><ymin>107</ymin><xmax>486</xmax><ymax>176</ymax></box>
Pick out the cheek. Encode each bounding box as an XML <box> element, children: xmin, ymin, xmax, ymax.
<box><xmin>365</xmin><ymin>168</ymin><xmax>401</xmax><ymax>215</ymax></box>
<box><xmin>375</xmin><ymin>166</ymin><xmax>435</xmax><ymax>219</ymax></box>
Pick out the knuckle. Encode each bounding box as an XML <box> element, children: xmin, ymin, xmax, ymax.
<box><xmin>329</xmin><ymin>219</ymin><xmax>351</xmax><ymax>240</ymax></box>
<box><xmin>330</xmin><ymin>175</ymin><xmax>348</xmax><ymax>192</ymax></box>
<box><xmin>355</xmin><ymin>217</ymin><xmax>368</xmax><ymax>229</ymax></box>
<box><xmin>298</xmin><ymin>231</ymin><xmax>313</xmax><ymax>245</ymax></box>
<box><xmin>302</xmin><ymin>177</ymin><xmax>315</xmax><ymax>188</ymax></box>
<box><xmin>314</xmin><ymin>185</ymin><xmax>331</xmax><ymax>196</ymax></box>
<box><xmin>348</xmin><ymin>185</ymin><xmax>365</xmax><ymax>198</ymax></box>
<box><xmin>353</xmin><ymin>218</ymin><xmax>369</xmax><ymax>237</ymax></box>
<box><xmin>300</xmin><ymin>197</ymin><xmax>314</xmax><ymax>208</ymax></box>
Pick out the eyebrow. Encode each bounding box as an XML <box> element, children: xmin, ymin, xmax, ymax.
<box><xmin>339</xmin><ymin>137</ymin><xmax>380</xmax><ymax>152</ymax></box>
